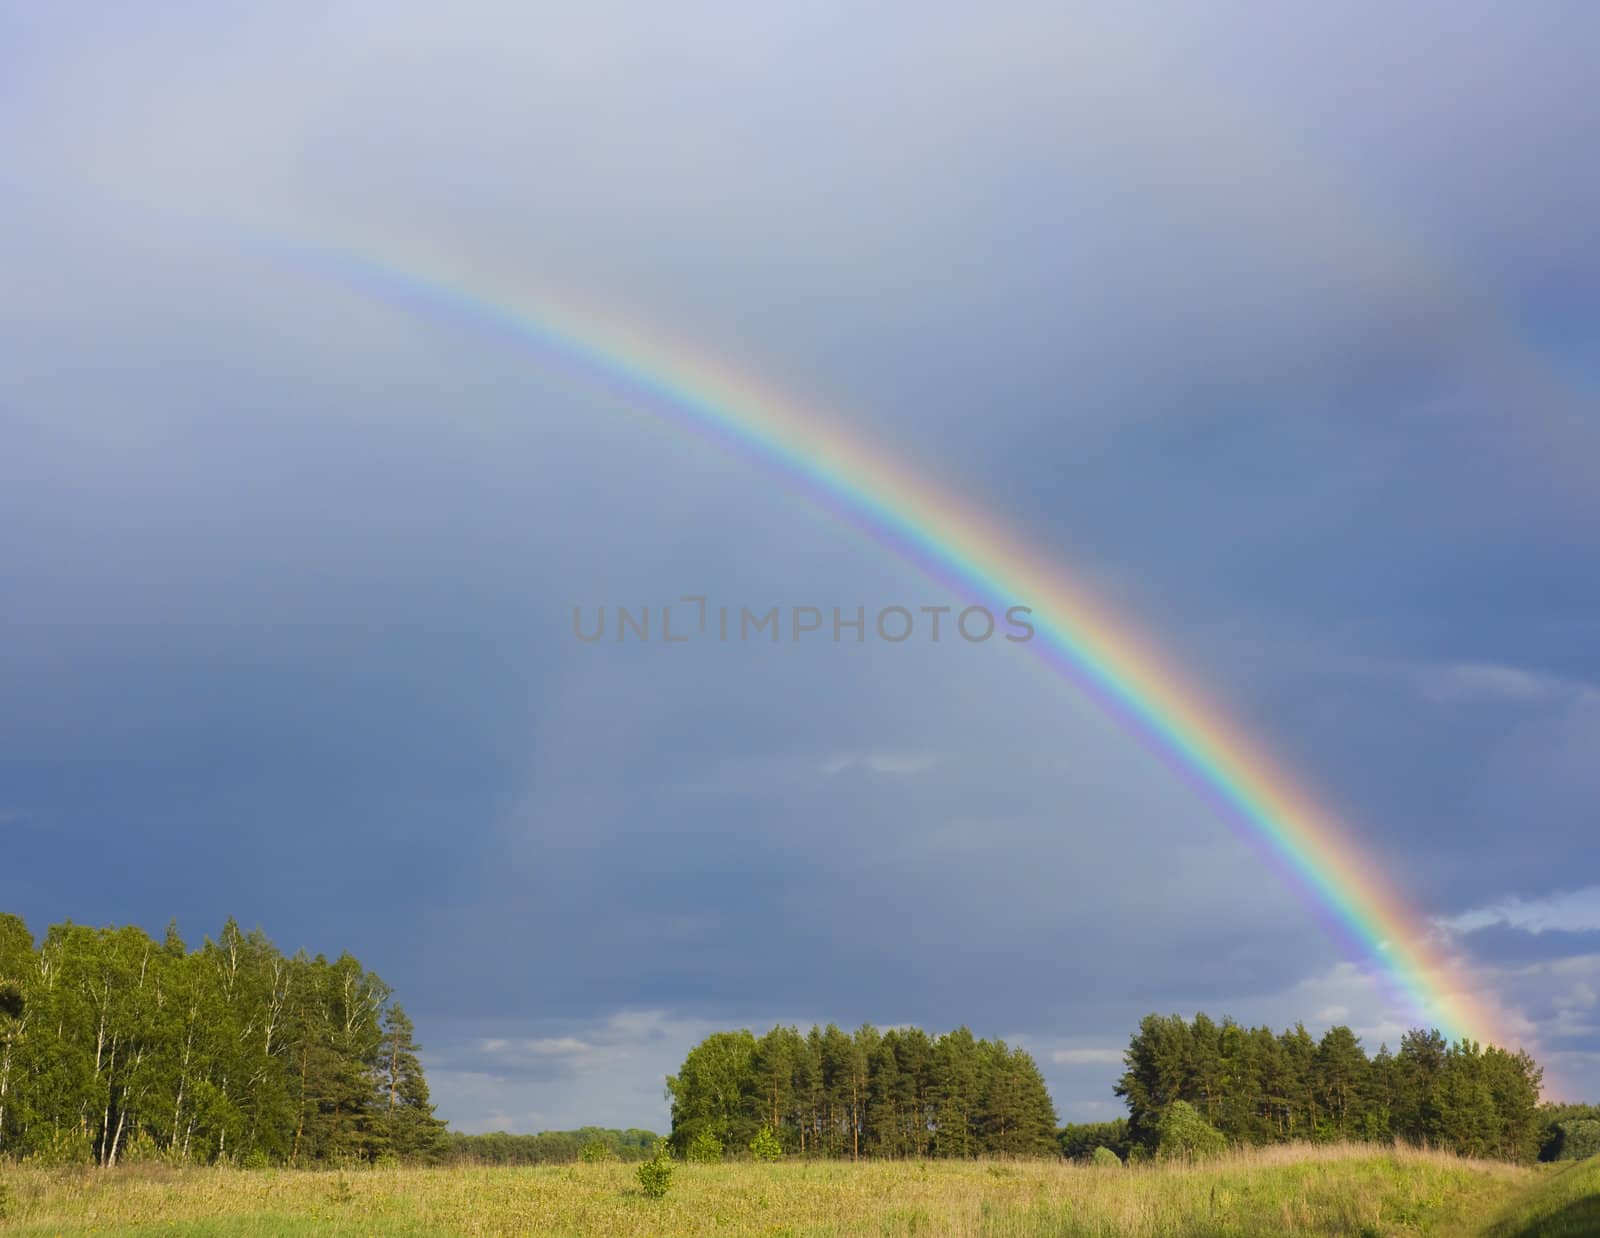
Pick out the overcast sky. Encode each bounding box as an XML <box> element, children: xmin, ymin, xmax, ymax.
<box><xmin>3</xmin><ymin>1</ymin><xmax>1598</xmax><ymax>1131</ymax></box>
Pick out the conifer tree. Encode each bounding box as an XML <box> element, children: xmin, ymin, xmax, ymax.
<box><xmin>380</xmin><ymin>1004</ymin><xmax>447</xmax><ymax>1160</ymax></box>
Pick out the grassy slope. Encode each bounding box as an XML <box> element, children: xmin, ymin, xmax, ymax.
<box><xmin>0</xmin><ymin>1146</ymin><xmax>1575</xmax><ymax>1237</ymax></box>
<box><xmin>1476</xmin><ymin>1155</ymin><xmax>1600</xmax><ymax>1238</ymax></box>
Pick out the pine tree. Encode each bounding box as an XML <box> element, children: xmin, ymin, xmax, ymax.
<box><xmin>380</xmin><ymin>1004</ymin><xmax>447</xmax><ymax>1161</ymax></box>
<box><xmin>750</xmin><ymin>1026</ymin><xmax>800</xmax><ymax>1149</ymax></box>
<box><xmin>1314</xmin><ymin>1026</ymin><xmax>1368</xmax><ymax>1139</ymax></box>
<box><xmin>1394</xmin><ymin>1027</ymin><xmax>1448</xmax><ymax>1145</ymax></box>
<box><xmin>930</xmin><ymin>1028</ymin><xmax>977</xmax><ymax>1158</ymax></box>
<box><xmin>1361</xmin><ymin>1044</ymin><xmax>1396</xmax><ymax>1142</ymax></box>
<box><xmin>977</xmin><ymin>1045</ymin><xmax>1057</xmax><ymax>1156</ymax></box>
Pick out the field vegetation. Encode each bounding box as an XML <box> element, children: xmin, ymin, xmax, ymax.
<box><xmin>3</xmin><ymin>914</ymin><xmax>1596</xmax><ymax>1234</ymax></box>
<box><xmin>0</xmin><ymin>1144</ymin><xmax>1584</xmax><ymax>1237</ymax></box>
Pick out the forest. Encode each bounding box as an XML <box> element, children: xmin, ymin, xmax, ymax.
<box><xmin>1</xmin><ymin>913</ymin><xmax>1582</xmax><ymax>1175</ymax></box>
<box><xmin>1104</xmin><ymin>1012</ymin><xmax>1547</xmax><ymax>1162</ymax></box>
<box><xmin>442</xmin><ymin>1127</ymin><xmax>661</xmax><ymax>1164</ymax></box>
<box><xmin>666</xmin><ymin>1024</ymin><xmax>1059</xmax><ymax>1158</ymax></box>
<box><xmin>0</xmin><ymin>914</ymin><xmax>445</xmax><ymax>1166</ymax></box>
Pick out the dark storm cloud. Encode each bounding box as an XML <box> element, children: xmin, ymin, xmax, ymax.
<box><xmin>1</xmin><ymin>1</ymin><xmax>1596</xmax><ymax>1128</ymax></box>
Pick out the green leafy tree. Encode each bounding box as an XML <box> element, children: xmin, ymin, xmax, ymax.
<box><xmin>665</xmin><ymin>1030</ymin><xmax>756</xmax><ymax>1154</ymax></box>
<box><xmin>0</xmin><ymin>913</ymin><xmax>31</xmax><ymax>1157</ymax></box>
<box><xmin>635</xmin><ymin>1139</ymin><xmax>674</xmax><ymax>1198</ymax></box>
<box><xmin>1115</xmin><ymin>1014</ymin><xmax>1195</xmax><ymax>1149</ymax></box>
<box><xmin>668</xmin><ymin>1023</ymin><xmax>1059</xmax><ymax>1160</ymax></box>
<box><xmin>750</xmin><ymin>1123</ymin><xmax>782</xmax><ymax>1161</ymax></box>
<box><xmin>1548</xmin><ymin>1119</ymin><xmax>1600</xmax><ymax>1162</ymax></box>
<box><xmin>442</xmin><ymin>1128</ymin><xmax>657</xmax><ymax>1164</ymax></box>
<box><xmin>0</xmin><ymin>915</ymin><xmax>440</xmax><ymax>1168</ymax></box>
<box><xmin>1155</xmin><ymin>1099</ymin><xmax>1227</xmax><ymax>1161</ymax></box>
<box><xmin>686</xmin><ymin>1130</ymin><xmax>723</xmax><ymax>1162</ymax></box>
<box><xmin>1059</xmin><ymin>1119</ymin><xmax>1131</xmax><ymax>1162</ymax></box>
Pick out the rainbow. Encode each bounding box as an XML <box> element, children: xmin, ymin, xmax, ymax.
<box><xmin>257</xmin><ymin>232</ymin><xmax>1507</xmax><ymax>1049</ymax></box>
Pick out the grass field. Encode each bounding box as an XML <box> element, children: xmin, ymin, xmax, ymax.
<box><xmin>0</xmin><ymin>1146</ymin><xmax>1591</xmax><ymax>1237</ymax></box>
<box><xmin>1477</xmin><ymin>1154</ymin><xmax>1600</xmax><ymax>1238</ymax></box>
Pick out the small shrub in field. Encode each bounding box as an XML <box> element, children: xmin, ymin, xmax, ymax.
<box><xmin>1155</xmin><ymin>1100</ymin><xmax>1227</xmax><ymax>1162</ymax></box>
<box><xmin>636</xmin><ymin>1141</ymin><xmax>674</xmax><ymax>1199</ymax></box>
<box><xmin>579</xmin><ymin>1140</ymin><xmax>616</xmax><ymax>1163</ymax></box>
<box><xmin>1091</xmin><ymin>1145</ymin><xmax>1122</xmax><ymax>1167</ymax></box>
<box><xmin>687</xmin><ymin>1131</ymin><xmax>724</xmax><ymax>1163</ymax></box>
<box><xmin>25</xmin><ymin>1128</ymin><xmax>94</xmax><ymax>1167</ymax></box>
<box><xmin>117</xmin><ymin>1132</ymin><xmax>163</xmax><ymax>1166</ymax></box>
<box><xmin>750</xmin><ymin>1124</ymin><xmax>782</xmax><ymax>1162</ymax></box>
<box><xmin>0</xmin><ymin>1177</ymin><xmax>9</xmax><ymax>1222</ymax></box>
<box><xmin>372</xmin><ymin>1151</ymin><xmax>399</xmax><ymax>1170</ymax></box>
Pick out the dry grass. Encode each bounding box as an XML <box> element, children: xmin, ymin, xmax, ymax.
<box><xmin>0</xmin><ymin>1144</ymin><xmax>1545</xmax><ymax>1236</ymax></box>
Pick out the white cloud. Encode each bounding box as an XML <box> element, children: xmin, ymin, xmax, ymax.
<box><xmin>435</xmin><ymin>1010</ymin><xmax>720</xmax><ymax>1133</ymax></box>
<box><xmin>821</xmin><ymin>751</ymin><xmax>937</xmax><ymax>777</ymax></box>
<box><xmin>518</xmin><ymin>1037</ymin><xmax>595</xmax><ymax>1057</ymax></box>
<box><xmin>1438</xmin><ymin>887</ymin><xmax>1600</xmax><ymax>937</ymax></box>
<box><xmin>1419</xmin><ymin>661</ymin><xmax>1580</xmax><ymax>705</ymax></box>
<box><xmin>1051</xmin><ymin>1048</ymin><xmax>1125</xmax><ymax>1066</ymax></box>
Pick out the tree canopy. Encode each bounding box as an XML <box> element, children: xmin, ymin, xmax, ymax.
<box><xmin>0</xmin><ymin>914</ymin><xmax>445</xmax><ymax>1166</ymax></box>
<box><xmin>1115</xmin><ymin>1012</ymin><xmax>1545</xmax><ymax>1162</ymax></box>
<box><xmin>667</xmin><ymin>1023</ymin><xmax>1058</xmax><ymax>1158</ymax></box>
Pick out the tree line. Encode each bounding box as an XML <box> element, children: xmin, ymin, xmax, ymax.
<box><xmin>3</xmin><ymin>914</ymin><xmax>1574</xmax><ymax>1171</ymax></box>
<box><xmin>1537</xmin><ymin>1103</ymin><xmax>1600</xmax><ymax>1163</ymax></box>
<box><xmin>0</xmin><ymin>915</ymin><xmax>446</xmax><ymax>1166</ymax></box>
<box><xmin>1108</xmin><ymin>1013</ymin><xmax>1545</xmax><ymax>1162</ymax></box>
<box><xmin>441</xmin><ymin>1127</ymin><xmax>660</xmax><ymax>1165</ymax></box>
<box><xmin>666</xmin><ymin>1024</ymin><xmax>1058</xmax><ymax>1158</ymax></box>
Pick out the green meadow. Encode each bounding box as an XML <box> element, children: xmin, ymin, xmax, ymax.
<box><xmin>4</xmin><ymin>1146</ymin><xmax>1597</xmax><ymax>1237</ymax></box>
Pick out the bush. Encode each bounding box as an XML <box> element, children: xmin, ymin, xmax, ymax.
<box><xmin>686</xmin><ymin>1131</ymin><xmax>724</xmax><ymax>1163</ymax></box>
<box><xmin>579</xmin><ymin>1139</ymin><xmax>616</xmax><ymax>1163</ymax></box>
<box><xmin>1155</xmin><ymin>1100</ymin><xmax>1227</xmax><ymax>1162</ymax></box>
<box><xmin>1060</xmin><ymin>1118</ymin><xmax>1131</xmax><ymax>1162</ymax></box>
<box><xmin>25</xmin><ymin>1128</ymin><xmax>94</xmax><ymax>1167</ymax></box>
<box><xmin>750</xmin><ymin>1124</ymin><xmax>782</xmax><ymax>1162</ymax></box>
<box><xmin>1091</xmin><ymin>1145</ymin><xmax>1122</xmax><ymax>1167</ymax></box>
<box><xmin>635</xmin><ymin>1140</ymin><xmax>674</xmax><ymax>1199</ymax></box>
<box><xmin>117</xmin><ymin>1132</ymin><xmax>164</xmax><ymax>1166</ymax></box>
<box><xmin>1550</xmin><ymin>1119</ymin><xmax>1600</xmax><ymax>1163</ymax></box>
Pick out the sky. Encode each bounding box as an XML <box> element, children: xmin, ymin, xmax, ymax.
<box><xmin>2</xmin><ymin>1</ymin><xmax>1598</xmax><ymax>1132</ymax></box>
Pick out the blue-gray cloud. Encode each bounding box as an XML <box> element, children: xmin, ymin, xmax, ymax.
<box><xmin>1</xmin><ymin>0</ymin><xmax>1596</xmax><ymax>1128</ymax></box>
